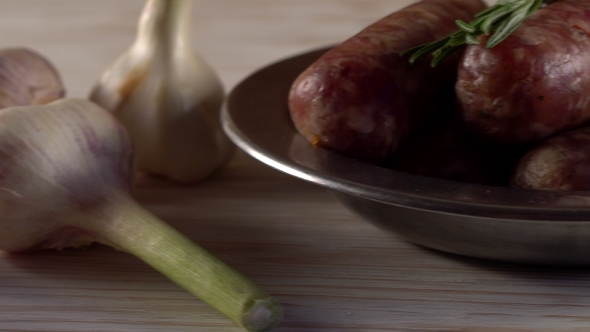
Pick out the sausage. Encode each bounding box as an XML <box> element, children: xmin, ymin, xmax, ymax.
<box><xmin>389</xmin><ymin>116</ymin><xmax>526</xmax><ymax>186</ymax></box>
<box><xmin>457</xmin><ymin>0</ymin><xmax>590</xmax><ymax>145</ymax></box>
<box><xmin>288</xmin><ymin>0</ymin><xmax>487</xmax><ymax>163</ymax></box>
<box><xmin>512</xmin><ymin>126</ymin><xmax>590</xmax><ymax>191</ymax></box>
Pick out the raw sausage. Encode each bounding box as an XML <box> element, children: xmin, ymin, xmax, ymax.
<box><xmin>288</xmin><ymin>0</ymin><xmax>487</xmax><ymax>163</ymax></box>
<box><xmin>390</xmin><ymin>117</ymin><xmax>526</xmax><ymax>186</ymax></box>
<box><xmin>512</xmin><ymin>126</ymin><xmax>590</xmax><ymax>191</ymax></box>
<box><xmin>457</xmin><ymin>0</ymin><xmax>590</xmax><ymax>145</ymax></box>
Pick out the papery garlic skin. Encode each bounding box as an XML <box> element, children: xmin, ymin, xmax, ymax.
<box><xmin>0</xmin><ymin>98</ymin><xmax>133</xmax><ymax>252</ymax></box>
<box><xmin>0</xmin><ymin>48</ymin><xmax>65</xmax><ymax>108</ymax></box>
<box><xmin>89</xmin><ymin>0</ymin><xmax>234</xmax><ymax>183</ymax></box>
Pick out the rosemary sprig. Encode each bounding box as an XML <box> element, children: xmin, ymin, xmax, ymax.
<box><xmin>401</xmin><ymin>0</ymin><xmax>555</xmax><ymax>67</ymax></box>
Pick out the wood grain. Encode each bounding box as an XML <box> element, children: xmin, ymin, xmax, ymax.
<box><xmin>1</xmin><ymin>1</ymin><xmax>589</xmax><ymax>331</ymax></box>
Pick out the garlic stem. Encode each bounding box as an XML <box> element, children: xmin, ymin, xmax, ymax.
<box><xmin>135</xmin><ymin>0</ymin><xmax>193</xmax><ymax>55</ymax></box>
<box><xmin>92</xmin><ymin>191</ymin><xmax>283</xmax><ymax>332</ymax></box>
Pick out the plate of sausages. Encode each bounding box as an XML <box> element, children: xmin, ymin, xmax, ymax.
<box><xmin>222</xmin><ymin>0</ymin><xmax>590</xmax><ymax>266</ymax></box>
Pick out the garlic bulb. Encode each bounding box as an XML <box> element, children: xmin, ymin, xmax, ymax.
<box><xmin>89</xmin><ymin>0</ymin><xmax>234</xmax><ymax>183</ymax></box>
<box><xmin>0</xmin><ymin>98</ymin><xmax>281</xmax><ymax>331</ymax></box>
<box><xmin>0</xmin><ymin>47</ymin><xmax>65</xmax><ymax>108</ymax></box>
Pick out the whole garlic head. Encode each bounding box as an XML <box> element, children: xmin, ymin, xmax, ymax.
<box><xmin>0</xmin><ymin>98</ymin><xmax>282</xmax><ymax>332</ymax></box>
<box><xmin>0</xmin><ymin>47</ymin><xmax>65</xmax><ymax>108</ymax></box>
<box><xmin>89</xmin><ymin>0</ymin><xmax>234</xmax><ymax>183</ymax></box>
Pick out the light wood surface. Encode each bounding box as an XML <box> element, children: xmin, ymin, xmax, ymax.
<box><xmin>4</xmin><ymin>1</ymin><xmax>590</xmax><ymax>332</ymax></box>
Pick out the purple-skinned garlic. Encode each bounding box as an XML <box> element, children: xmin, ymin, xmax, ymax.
<box><xmin>0</xmin><ymin>98</ymin><xmax>282</xmax><ymax>332</ymax></box>
<box><xmin>0</xmin><ymin>47</ymin><xmax>65</xmax><ymax>108</ymax></box>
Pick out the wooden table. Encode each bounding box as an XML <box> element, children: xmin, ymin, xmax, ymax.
<box><xmin>4</xmin><ymin>1</ymin><xmax>590</xmax><ymax>331</ymax></box>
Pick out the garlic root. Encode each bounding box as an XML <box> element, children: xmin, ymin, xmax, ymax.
<box><xmin>0</xmin><ymin>47</ymin><xmax>65</xmax><ymax>108</ymax></box>
<box><xmin>0</xmin><ymin>98</ymin><xmax>282</xmax><ymax>331</ymax></box>
<box><xmin>89</xmin><ymin>0</ymin><xmax>234</xmax><ymax>183</ymax></box>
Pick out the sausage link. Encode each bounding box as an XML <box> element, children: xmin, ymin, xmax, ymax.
<box><xmin>512</xmin><ymin>126</ymin><xmax>590</xmax><ymax>191</ymax></box>
<box><xmin>457</xmin><ymin>0</ymin><xmax>590</xmax><ymax>145</ymax></box>
<box><xmin>390</xmin><ymin>118</ymin><xmax>526</xmax><ymax>186</ymax></box>
<box><xmin>288</xmin><ymin>0</ymin><xmax>486</xmax><ymax>163</ymax></box>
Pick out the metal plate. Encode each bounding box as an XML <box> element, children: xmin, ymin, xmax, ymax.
<box><xmin>222</xmin><ymin>47</ymin><xmax>590</xmax><ymax>266</ymax></box>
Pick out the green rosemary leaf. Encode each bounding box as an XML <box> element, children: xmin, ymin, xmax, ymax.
<box><xmin>402</xmin><ymin>0</ymin><xmax>552</xmax><ymax>66</ymax></box>
<box><xmin>486</xmin><ymin>9</ymin><xmax>528</xmax><ymax>48</ymax></box>
<box><xmin>480</xmin><ymin>3</ymin><xmax>522</xmax><ymax>35</ymax></box>
<box><xmin>407</xmin><ymin>46</ymin><xmax>436</xmax><ymax>65</ymax></box>
<box><xmin>478</xmin><ymin>0</ymin><xmax>521</xmax><ymax>19</ymax></box>
<box><xmin>401</xmin><ymin>37</ymin><xmax>449</xmax><ymax>65</ymax></box>
<box><xmin>456</xmin><ymin>20</ymin><xmax>476</xmax><ymax>33</ymax></box>
<box><xmin>528</xmin><ymin>0</ymin><xmax>545</xmax><ymax>14</ymax></box>
<box><xmin>431</xmin><ymin>44</ymin><xmax>462</xmax><ymax>67</ymax></box>
<box><xmin>400</xmin><ymin>38</ymin><xmax>443</xmax><ymax>57</ymax></box>
<box><xmin>497</xmin><ymin>0</ymin><xmax>523</xmax><ymax>5</ymax></box>
<box><xmin>475</xmin><ymin>4</ymin><xmax>502</xmax><ymax>18</ymax></box>
<box><xmin>465</xmin><ymin>34</ymin><xmax>481</xmax><ymax>45</ymax></box>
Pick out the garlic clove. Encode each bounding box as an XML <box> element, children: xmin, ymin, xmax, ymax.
<box><xmin>0</xmin><ymin>47</ymin><xmax>65</xmax><ymax>108</ymax></box>
<box><xmin>90</xmin><ymin>0</ymin><xmax>234</xmax><ymax>183</ymax></box>
<box><xmin>0</xmin><ymin>98</ymin><xmax>282</xmax><ymax>331</ymax></box>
